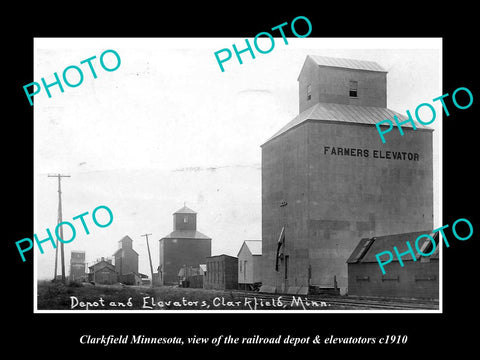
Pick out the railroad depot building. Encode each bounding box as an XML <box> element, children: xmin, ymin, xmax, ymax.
<box><xmin>88</xmin><ymin>258</ymin><xmax>117</xmax><ymax>285</ymax></box>
<box><xmin>261</xmin><ymin>55</ymin><xmax>435</xmax><ymax>296</ymax></box>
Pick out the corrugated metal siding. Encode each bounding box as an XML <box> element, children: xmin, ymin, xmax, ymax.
<box><xmin>265</xmin><ymin>102</ymin><xmax>429</xmax><ymax>144</ymax></box>
<box><xmin>309</xmin><ymin>55</ymin><xmax>387</xmax><ymax>72</ymax></box>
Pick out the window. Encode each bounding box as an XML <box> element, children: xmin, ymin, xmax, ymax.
<box><xmin>183</xmin><ymin>216</ymin><xmax>188</xmax><ymax>223</ymax></box>
<box><xmin>349</xmin><ymin>80</ymin><xmax>358</xmax><ymax>97</ymax></box>
<box><xmin>239</xmin><ymin>260</ymin><xmax>242</xmax><ymax>272</ymax></box>
<box><xmin>307</xmin><ymin>84</ymin><xmax>311</xmax><ymax>100</ymax></box>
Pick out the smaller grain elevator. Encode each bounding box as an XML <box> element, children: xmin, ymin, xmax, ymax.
<box><xmin>113</xmin><ymin>235</ymin><xmax>139</xmax><ymax>276</ymax></box>
<box><xmin>158</xmin><ymin>206</ymin><xmax>212</xmax><ymax>285</ymax></box>
<box><xmin>69</xmin><ymin>250</ymin><xmax>86</xmax><ymax>282</ymax></box>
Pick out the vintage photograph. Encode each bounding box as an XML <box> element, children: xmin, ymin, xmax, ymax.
<box><xmin>32</xmin><ymin>37</ymin><xmax>442</xmax><ymax>312</ymax></box>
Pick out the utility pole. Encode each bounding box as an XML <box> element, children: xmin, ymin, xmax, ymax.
<box><xmin>141</xmin><ymin>233</ymin><xmax>155</xmax><ymax>287</ymax></box>
<box><xmin>48</xmin><ymin>174</ymin><xmax>70</xmax><ymax>283</ymax></box>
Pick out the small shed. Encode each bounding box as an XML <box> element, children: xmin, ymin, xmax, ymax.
<box><xmin>186</xmin><ymin>274</ymin><xmax>204</xmax><ymax>288</ymax></box>
<box><xmin>119</xmin><ymin>272</ymin><xmax>147</xmax><ymax>286</ymax></box>
<box><xmin>204</xmin><ymin>254</ymin><xmax>238</xmax><ymax>290</ymax></box>
<box><xmin>178</xmin><ymin>265</ymin><xmax>204</xmax><ymax>288</ymax></box>
<box><xmin>347</xmin><ymin>231</ymin><xmax>439</xmax><ymax>299</ymax></box>
<box><xmin>237</xmin><ymin>240</ymin><xmax>262</xmax><ymax>290</ymax></box>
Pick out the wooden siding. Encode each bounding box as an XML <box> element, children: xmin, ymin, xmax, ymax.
<box><xmin>205</xmin><ymin>255</ymin><xmax>238</xmax><ymax>290</ymax></box>
<box><xmin>348</xmin><ymin>260</ymin><xmax>439</xmax><ymax>299</ymax></box>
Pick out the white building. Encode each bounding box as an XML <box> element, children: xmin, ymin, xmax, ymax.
<box><xmin>237</xmin><ymin>240</ymin><xmax>262</xmax><ymax>290</ymax></box>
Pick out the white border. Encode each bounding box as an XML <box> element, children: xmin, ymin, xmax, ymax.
<box><xmin>33</xmin><ymin>37</ymin><xmax>443</xmax><ymax>314</ymax></box>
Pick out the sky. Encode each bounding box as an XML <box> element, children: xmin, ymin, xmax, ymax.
<box><xmin>33</xmin><ymin>38</ymin><xmax>442</xmax><ymax>280</ymax></box>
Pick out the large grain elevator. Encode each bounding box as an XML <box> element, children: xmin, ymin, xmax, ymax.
<box><xmin>261</xmin><ymin>55</ymin><xmax>434</xmax><ymax>295</ymax></box>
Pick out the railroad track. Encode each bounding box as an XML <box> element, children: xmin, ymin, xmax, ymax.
<box><xmin>227</xmin><ymin>290</ymin><xmax>439</xmax><ymax>310</ymax></box>
<box><xmin>318</xmin><ymin>297</ymin><xmax>438</xmax><ymax>310</ymax></box>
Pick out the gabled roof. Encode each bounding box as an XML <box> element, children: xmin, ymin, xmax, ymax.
<box><xmin>122</xmin><ymin>271</ymin><xmax>148</xmax><ymax>278</ymax></box>
<box><xmin>307</xmin><ymin>55</ymin><xmax>387</xmax><ymax>73</ymax></box>
<box><xmin>173</xmin><ymin>205</ymin><xmax>197</xmax><ymax>214</ymax></box>
<box><xmin>347</xmin><ymin>230</ymin><xmax>438</xmax><ymax>264</ymax></box>
<box><xmin>113</xmin><ymin>247</ymin><xmax>139</xmax><ymax>257</ymax></box>
<box><xmin>238</xmin><ymin>240</ymin><xmax>262</xmax><ymax>257</ymax></box>
<box><xmin>118</xmin><ymin>235</ymin><xmax>133</xmax><ymax>243</ymax></box>
<box><xmin>263</xmin><ymin>102</ymin><xmax>431</xmax><ymax>145</ymax></box>
<box><xmin>113</xmin><ymin>235</ymin><xmax>139</xmax><ymax>256</ymax></box>
<box><xmin>88</xmin><ymin>260</ymin><xmax>115</xmax><ymax>271</ymax></box>
<box><xmin>160</xmin><ymin>229</ymin><xmax>211</xmax><ymax>240</ymax></box>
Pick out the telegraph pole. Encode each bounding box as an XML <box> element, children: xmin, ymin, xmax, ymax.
<box><xmin>48</xmin><ymin>174</ymin><xmax>70</xmax><ymax>283</ymax></box>
<box><xmin>141</xmin><ymin>233</ymin><xmax>155</xmax><ymax>287</ymax></box>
